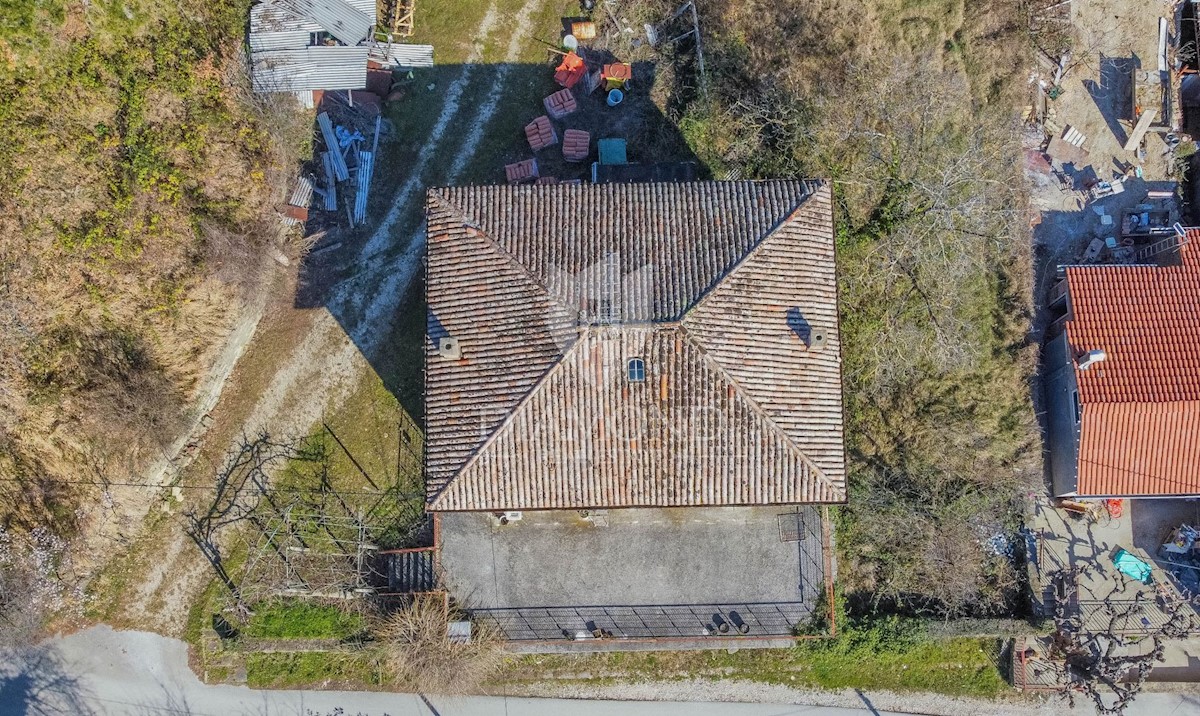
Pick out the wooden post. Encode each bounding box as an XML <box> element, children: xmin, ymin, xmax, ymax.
<box><xmin>1124</xmin><ymin>108</ymin><xmax>1157</xmax><ymax>151</ymax></box>
<box><xmin>688</xmin><ymin>1</ymin><xmax>708</xmax><ymax>101</ymax></box>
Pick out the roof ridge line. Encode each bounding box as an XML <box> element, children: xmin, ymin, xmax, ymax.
<box><xmin>681</xmin><ymin>181</ymin><xmax>826</xmax><ymax>322</ymax></box>
<box><xmin>428</xmin><ymin>334</ymin><xmax>583</xmax><ymax>510</ymax></box>
<box><xmin>429</xmin><ymin>188</ymin><xmax>578</xmax><ymax>319</ymax></box>
<box><xmin>677</xmin><ymin>326</ymin><xmax>837</xmax><ymax>499</ymax></box>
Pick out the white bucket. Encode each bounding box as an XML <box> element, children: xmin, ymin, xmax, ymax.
<box><xmin>562</xmin><ymin>34</ymin><xmax>579</xmax><ymax>51</ymax></box>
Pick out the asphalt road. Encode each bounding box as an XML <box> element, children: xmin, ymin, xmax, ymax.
<box><xmin>0</xmin><ymin>626</ymin><xmax>906</xmax><ymax>716</ymax></box>
<box><xmin>2</xmin><ymin>626</ymin><xmax>1198</xmax><ymax>716</ymax></box>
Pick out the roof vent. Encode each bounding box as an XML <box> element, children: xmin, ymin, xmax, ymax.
<box><xmin>808</xmin><ymin>329</ymin><xmax>828</xmax><ymax>350</ymax></box>
<box><xmin>1077</xmin><ymin>349</ymin><xmax>1106</xmax><ymax>370</ymax></box>
<box><xmin>438</xmin><ymin>336</ymin><xmax>461</xmax><ymax>360</ymax></box>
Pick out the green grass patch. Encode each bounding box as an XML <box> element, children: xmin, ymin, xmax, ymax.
<box><xmin>799</xmin><ymin>636</ymin><xmax>1005</xmax><ymax>696</ymax></box>
<box><xmin>506</xmin><ymin>633</ymin><xmax>1006</xmax><ymax>699</ymax></box>
<box><xmin>242</xmin><ymin>600</ymin><xmax>367</xmax><ymax>639</ymax></box>
<box><xmin>245</xmin><ymin>651</ymin><xmax>384</xmax><ymax>688</ymax></box>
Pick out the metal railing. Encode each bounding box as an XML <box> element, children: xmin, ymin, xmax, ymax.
<box><xmin>472</xmin><ymin>601</ymin><xmax>812</xmax><ymax>642</ymax></box>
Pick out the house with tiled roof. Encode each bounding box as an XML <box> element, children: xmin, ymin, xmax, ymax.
<box><xmin>1044</xmin><ymin>230</ymin><xmax>1200</xmax><ymax>498</ymax></box>
<box><xmin>423</xmin><ymin>180</ymin><xmax>846</xmax><ymax>512</ymax></box>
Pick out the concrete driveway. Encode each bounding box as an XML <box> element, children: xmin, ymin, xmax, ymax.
<box><xmin>438</xmin><ymin>506</ymin><xmax>828</xmax><ymax>641</ymax></box>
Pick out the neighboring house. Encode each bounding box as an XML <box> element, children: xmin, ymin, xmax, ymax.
<box><xmin>423</xmin><ymin>180</ymin><xmax>846</xmax><ymax>512</ymax></box>
<box><xmin>1044</xmin><ymin>230</ymin><xmax>1200</xmax><ymax>498</ymax></box>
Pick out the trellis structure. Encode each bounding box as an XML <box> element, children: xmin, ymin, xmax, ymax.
<box><xmin>379</xmin><ymin>0</ymin><xmax>415</xmax><ymax>37</ymax></box>
<box><xmin>187</xmin><ymin>417</ymin><xmax>428</xmax><ymax>611</ymax></box>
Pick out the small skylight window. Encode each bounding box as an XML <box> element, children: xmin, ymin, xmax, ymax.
<box><xmin>627</xmin><ymin>358</ymin><xmax>646</xmax><ymax>383</ymax></box>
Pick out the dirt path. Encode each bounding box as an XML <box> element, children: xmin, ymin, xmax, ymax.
<box><xmin>120</xmin><ymin>0</ymin><xmax>549</xmax><ymax>634</ymax></box>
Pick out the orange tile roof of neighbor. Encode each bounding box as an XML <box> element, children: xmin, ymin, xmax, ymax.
<box><xmin>1064</xmin><ymin>230</ymin><xmax>1200</xmax><ymax>496</ymax></box>
<box><xmin>424</xmin><ymin>180</ymin><xmax>845</xmax><ymax>511</ymax></box>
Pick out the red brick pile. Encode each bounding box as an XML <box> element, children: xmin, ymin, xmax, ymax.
<box><xmin>562</xmin><ymin>129</ymin><xmax>590</xmax><ymax>162</ymax></box>
<box><xmin>504</xmin><ymin>158</ymin><xmax>539</xmax><ymax>184</ymax></box>
<box><xmin>524</xmin><ymin>115</ymin><xmax>558</xmax><ymax>151</ymax></box>
<box><xmin>543</xmin><ymin>88</ymin><xmax>578</xmax><ymax>119</ymax></box>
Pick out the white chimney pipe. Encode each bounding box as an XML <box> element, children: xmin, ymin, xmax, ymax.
<box><xmin>1077</xmin><ymin>349</ymin><xmax>1106</xmax><ymax>370</ymax></box>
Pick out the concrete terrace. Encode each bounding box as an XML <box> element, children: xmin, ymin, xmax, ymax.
<box><xmin>438</xmin><ymin>506</ymin><xmax>830</xmax><ymax>648</ymax></box>
<box><xmin>1025</xmin><ymin>496</ymin><xmax>1200</xmax><ymax>682</ymax></box>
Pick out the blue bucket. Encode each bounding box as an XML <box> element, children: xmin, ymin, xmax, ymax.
<box><xmin>607</xmin><ymin>89</ymin><xmax>624</xmax><ymax>107</ymax></box>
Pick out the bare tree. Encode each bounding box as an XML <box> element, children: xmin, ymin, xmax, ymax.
<box><xmin>183</xmin><ymin>431</ymin><xmax>305</xmax><ymax>609</ymax></box>
<box><xmin>0</xmin><ymin>525</ymin><xmax>80</xmax><ymax>651</ymax></box>
<box><xmin>0</xmin><ymin>545</ymin><xmax>42</xmax><ymax>650</ymax></box>
<box><xmin>376</xmin><ymin>594</ymin><xmax>504</xmax><ymax>694</ymax></box>
<box><xmin>1050</xmin><ymin>568</ymin><xmax>1199</xmax><ymax>714</ymax></box>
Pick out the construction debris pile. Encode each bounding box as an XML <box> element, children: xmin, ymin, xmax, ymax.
<box><xmin>1023</xmin><ymin>2</ymin><xmax>1193</xmax><ymax>269</ymax></box>
<box><xmin>1159</xmin><ymin>524</ymin><xmax>1200</xmax><ymax>594</ymax></box>
<box><xmin>248</xmin><ymin>0</ymin><xmax>433</xmax><ymax>107</ymax></box>
<box><xmin>282</xmin><ymin>103</ymin><xmax>383</xmax><ymax>229</ymax></box>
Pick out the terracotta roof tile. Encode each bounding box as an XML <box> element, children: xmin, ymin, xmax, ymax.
<box><xmin>424</xmin><ymin>181</ymin><xmax>845</xmax><ymax>511</ymax></box>
<box><xmin>1065</xmin><ymin>232</ymin><xmax>1200</xmax><ymax>495</ymax></box>
<box><xmin>504</xmin><ymin>159</ymin><xmax>538</xmax><ymax>184</ymax></box>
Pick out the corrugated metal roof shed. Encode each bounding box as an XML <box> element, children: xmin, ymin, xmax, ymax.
<box><xmin>369</xmin><ymin>42</ymin><xmax>434</xmax><ymax>69</ymax></box>
<box><xmin>264</xmin><ymin>0</ymin><xmax>374</xmax><ymax>46</ymax></box>
<box><xmin>251</xmin><ymin>46</ymin><xmax>370</xmax><ymax>92</ymax></box>
<box><xmin>249</xmin><ymin>3</ymin><xmax>321</xmax><ymax>51</ymax></box>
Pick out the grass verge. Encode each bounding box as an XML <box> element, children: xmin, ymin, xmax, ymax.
<box><xmin>245</xmin><ymin>652</ymin><xmax>385</xmax><ymax>688</ymax></box>
<box><xmin>503</xmin><ymin>636</ymin><xmax>1007</xmax><ymax>699</ymax></box>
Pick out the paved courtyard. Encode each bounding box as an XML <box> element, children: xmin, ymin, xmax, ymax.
<box><xmin>438</xmin><ymin>506</ymin><xmax>829</xmax><ymax>643</ymax></box>
<box><xmin>1022</xmin><ymin>497</ymin><xmax>1200</xmax><ymax>684</ymax></box>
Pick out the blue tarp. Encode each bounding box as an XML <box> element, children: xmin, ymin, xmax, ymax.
<box><xmin>1113</xmin><ymin>548</ymin><xmax>1153</xmax><ymax>585</ymax></box>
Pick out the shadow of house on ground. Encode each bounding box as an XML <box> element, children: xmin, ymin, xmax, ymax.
<box><xmin>290</xmin><ymin>60</ymin><xmax>707</xmax><ymax>430</ymax></box>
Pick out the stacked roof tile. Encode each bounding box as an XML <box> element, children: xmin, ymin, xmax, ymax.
<box><xmin>524</xmin><ymin>116</ymin><xmax>557</xmax><ymax>151</ymax></box>
<box><xmin>424</xmin><ymin>180</ymin><xmax>845</xmax><ymax>511</ymax></box>
<box><xmin>1064</xmin><ymin>231</ymin><xmax>1200</xmax><ymax>496</ymax></box>
<box><xmin>504</xmin><ymin>159</ymin><xmax>539</xmax><ymax>184</ymax></box>
<box><xmin>543</xmin><ymin>88</ymin><xmax>578</xmax><ymax>119</ymax></box>
<box><xmin>562</xmin><ymin>129</ymin><xmax>590</xmax><ymax>162</ymax></box>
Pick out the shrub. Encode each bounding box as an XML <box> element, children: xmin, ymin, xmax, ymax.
<box><xmin>376</xmin><ymin>596</ymin><xmax>505</xmax><ymax>694</ymax></box>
